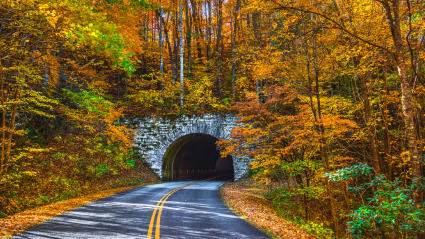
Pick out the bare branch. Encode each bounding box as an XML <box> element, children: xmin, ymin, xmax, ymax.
<box><xmin>267</xmin><ymin>0</ymin><xmax>393</xmax><ymax>55</ymax></box>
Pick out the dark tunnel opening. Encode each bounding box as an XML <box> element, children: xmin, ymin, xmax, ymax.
<box><xmin>162</xmin><ymin>134</ymin><xmax>234</xmax><ymax>181</ymax></box>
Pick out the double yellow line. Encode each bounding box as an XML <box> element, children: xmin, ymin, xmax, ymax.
<box><xmin>146</xmin><ymin>180</ymin><xmax>208</xmax><ymax>239</ymax></box>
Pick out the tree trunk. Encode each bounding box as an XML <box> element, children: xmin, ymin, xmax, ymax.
<box><xmin>382</xmin><ymin>0</ymin><xmax>421</xmax><ymax>180</ymax></box>
<box><xmin>158</xmin><ymin>9</ymin><xmax>164</xmax><ymax>89</ymax></box>
<box><xmin>252</xmin><ymin>12</ymin><xmax>261</xmax><ymax>44</ymax></box>
<box><xmin>357</xmin><ymin>68</ymin><xmax>381</xmax><ymax>174</ymax></box>
<box><xmin>251</xmin><ymin>12</ymin><xmax>262</xmax><ymax>98</ymax></box>
<box><xmin>381</xmin><ymin>69</ymin><xmax>392</xmax><ymax>179</ymax></box>
<box><xmin>190</xmin><ymin>0</ymin><xmax>202</xmax><ymax>59</ymax></box>
<box><xmin>215</xmin><ymin>0</ymin><xmax>223</xmax><ymax>97</ymax></box>
<box><xmin>206</xmin><ymin>0</ymin><xmax>212</xmax><ymax>61</ymax></box>
<box><xmin>185</xmin><ymin>0</ymin><xmax>192</xmax><ymax>77</ymax></box>
<box><xmin>144</xmin><ymin>13</ymin><xmax>149</xmax><ymax>41</ymax></box>
<box><xmin>173</xmin><ymin>9</ymin><xmax>179</xmax><ymax>79</ymax></box>
<box><xmin>231</xmin><ymin>0</ymin><xmax>240</xmax><ymax>98</ymax></box>
<box><xmin>156</xmin><ymin>11</ymin><xmax>177</xmax><ymax>83</ymax></box>
<box><xmin>305</xmin><ymin>35</ymin><xmax>339</xmax><ymax>234</ymax></box>
<box><xmin>179</xmin><ymin>0</ymin><xmax>184</xmax><ymax>106</ymax></box>
<box><xmin>0</xmin><ymin>61</ymin><xmax>5</xmax><ymax>175</ymax></box>
<box><xmin>312</xmin><ymin>37</ymin><xmax>341</xmax><ymax>236</ymax></box>
<box><xmin>4</xmin><ymin>90</ymin><xmax>18</xmax><ymax>173</ymax></box>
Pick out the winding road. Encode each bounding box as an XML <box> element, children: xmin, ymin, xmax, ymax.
<box><xmin>14</xmin><ymin>181</ymin><xmax>270</xmax><ymax>239</ymax></box>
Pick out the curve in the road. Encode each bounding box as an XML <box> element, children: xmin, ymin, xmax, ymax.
<box><xmin>14</xmin><ymin>181</ymin><xmax>271</xmax><ymax>239</ymax></box>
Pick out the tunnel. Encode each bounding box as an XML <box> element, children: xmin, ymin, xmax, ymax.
<box><xmin>161</xmin><ymin>133</ymin><xmax>234</xmax><ymax>181</ymax></box>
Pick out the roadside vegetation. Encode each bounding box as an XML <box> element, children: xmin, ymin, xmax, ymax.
<box><xmin>221</xmin><ymin>178</ymin><xmax>316</xmax><ymax>239</ymax></box>
<box><xmin>0</xmin><ymin>182</ymin><xmax>157</xmax><ymax>238</ymax></box>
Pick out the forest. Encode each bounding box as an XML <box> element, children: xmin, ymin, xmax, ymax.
<box><xmin>1</xmin><ymin>0</ymin><xmax>425</xmax><ymax>238</ymax></box>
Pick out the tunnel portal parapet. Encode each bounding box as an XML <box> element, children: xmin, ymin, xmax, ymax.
<box><xmin>127</xmin><ymin>114</ymin><xmax>251</xmax><ymax>180</ymax></box>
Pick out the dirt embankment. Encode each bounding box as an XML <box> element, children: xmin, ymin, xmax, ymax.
<box><xmin>220</xmin><ymin>178</ymin><xmax>316</xmax><ymax>239</ymax></box>
<box><xmin>0</xmin><ymin>165</ymin><xmax>159</xmax><ymax>238</ymax></box>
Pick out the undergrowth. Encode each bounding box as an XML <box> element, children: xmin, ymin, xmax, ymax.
<box><xmin>265</xmin><ymin>188</ymin><xmax>335</xmax><ymax>239</ymax></box>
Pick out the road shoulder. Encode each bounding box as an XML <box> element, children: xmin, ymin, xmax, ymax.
<box><xmin>220</xmin><ymin>178</ymin><xmax>316</xmax><ymax>239</ymax></box>
<box><xmin>0</xmin><ymin>183</ymin><xmax>155</xmax><ymax>238</ymax></box>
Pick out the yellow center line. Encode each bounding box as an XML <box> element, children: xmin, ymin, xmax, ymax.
<box><xmin>146</xmin><ymin>178</ymin><xmax>214</xmax><ymax>239</ymax></box>
<box><xmin>146</xmin><ymin>189</ymin><xmax>176</xmax><ymax>239</ymax></box>
<box><xmin>154</xmin><ymin>181</ymin><xmax>200</xmax><ymax>238</ymax></box>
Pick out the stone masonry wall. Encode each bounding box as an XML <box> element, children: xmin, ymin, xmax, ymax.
<box><xmin>127</xmin><ymin>114</ymin><xmax>250</xmax><ymax>180</ymax></box>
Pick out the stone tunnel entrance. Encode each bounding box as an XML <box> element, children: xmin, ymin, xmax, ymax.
<box><xmin>161</xmin><ymin>133</ymin><xmax>234</xmax><ymax>181</ymax></box>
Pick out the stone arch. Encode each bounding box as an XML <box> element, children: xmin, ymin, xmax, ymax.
<box><xmin>128</xmin><ymin>114</ymin><xmax>250</xmax><ymax>180</ymax></box>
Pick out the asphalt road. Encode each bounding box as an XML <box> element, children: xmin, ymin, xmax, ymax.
<box><xmin>14</xmin><ymin>181</ymin><xmax>270</xmax><ymax>239</ymax></box>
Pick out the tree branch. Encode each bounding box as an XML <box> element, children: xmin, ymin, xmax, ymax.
<box><xmin>267</xmin><ymin>0</ymin><xmax>393</xmax><ymax>55</ymax></box>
